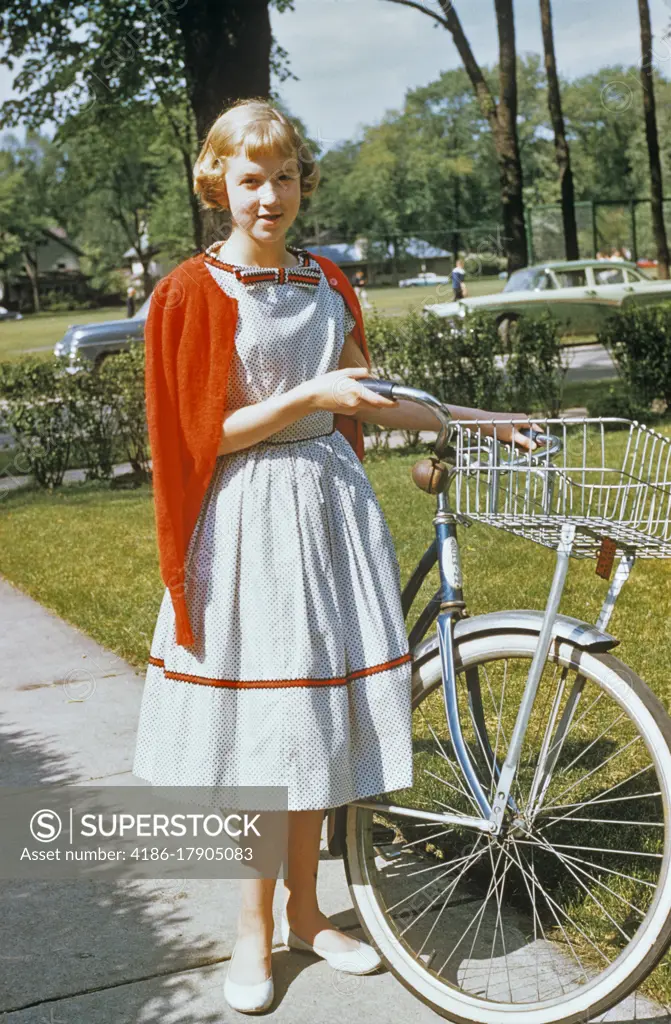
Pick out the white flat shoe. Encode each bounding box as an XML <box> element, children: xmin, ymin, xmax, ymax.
<box><xmin>223</xmin><ymin>961</ymin><xmax>274</xmax><ymax>1014</ymax></box>
<box><xmin>280</xmin><ymin>910</ymin><xmax>382</xmax><ymax>975</ymax></box>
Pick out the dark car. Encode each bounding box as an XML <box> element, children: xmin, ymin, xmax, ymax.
<box><xmin>53</xmin><ymin>296</ymin><xmax>151</xmax><ymax>372</ymax></box>
<box><xmin>0</xmin><ymin>305</ymin><xmax>23</xmax><ymax>322</ymax></box>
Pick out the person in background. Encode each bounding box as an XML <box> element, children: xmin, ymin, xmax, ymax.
<box><xmin>126</xmin><ymin>284</ymin><xmax>137</xmax><ymax>318</ymax></box>
<box><xmin>451</xmin><ymin>258</ymin><xmax>468</xmax><ymax>301</ymax></box>
<box><xmin>353</xmin><ymin>269</ymin><xmax>372</xmax><ymax>310</ymax></box>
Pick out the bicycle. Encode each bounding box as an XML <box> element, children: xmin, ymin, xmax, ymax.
<box><xmin>326</xmin><ymin>379</ymin><xmax>671</xmax><ymax>1024</ymax></box>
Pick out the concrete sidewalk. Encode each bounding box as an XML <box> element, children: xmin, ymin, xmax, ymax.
<box><xmin>0</xmin><ymin>576</ymin><xmax>667</xmax><ymax>1022</ymax></box>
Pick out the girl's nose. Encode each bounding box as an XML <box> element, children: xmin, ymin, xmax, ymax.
<box><xmin>258</xmin><ymin>178</ymin><xmax>281</xmax><ymax>204</ymax></box>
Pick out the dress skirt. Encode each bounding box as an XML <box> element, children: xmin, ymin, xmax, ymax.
<box><xmin>132</xmin><ymin>428</ymin><xmax>415</xmax><ymax>811</ymax></box>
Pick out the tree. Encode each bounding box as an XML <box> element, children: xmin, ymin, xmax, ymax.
<box><xmin>637</xmin><ymin>0</ymin><xmax>670</xmax><ymax>278</ymax></box>
<box><xmin>0</xmin><ymin>132</ymin><xmax>59</xmax><ymax>312</ymax></box>
<box><xmin>383</xmin><ymin>0</ymin><xmax>528</xmax><ymax>272</ymax></box>
<box><xmin>539</xmin><ymin>0</ymin><xmax>579</xmax><ymax>259</ymax></box>
<box><xmin>0</xmin><ymin>0</ymin><xmax>295</xmax><ymax>249</ymax></box>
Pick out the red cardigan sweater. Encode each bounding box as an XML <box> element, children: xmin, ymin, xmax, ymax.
<box><xmin>144</xmin><ymin>250</ymin><xmax>372</xmax><ymax>648</ymax></box>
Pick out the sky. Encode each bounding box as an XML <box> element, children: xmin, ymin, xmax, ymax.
<box><xmin>1</xmin><ymin>0</ymin><xmax>670</xmax><ymax>146</ymax></box>
<box><xmin>270</xmin><ymin>0</ymin><xmax>671</xmax><ymax>148</ymax></box>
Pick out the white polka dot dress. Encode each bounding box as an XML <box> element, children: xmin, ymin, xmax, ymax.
<box><xmin>132</xmin><ymin>243</ymin><xmax>414</xmax><ymax>811</ymax></box>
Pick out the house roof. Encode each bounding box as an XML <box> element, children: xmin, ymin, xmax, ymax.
<box><xmin>42</xmin><ymin>226</ymin><xmax>85</xmax><ymax>257</ymax></box>
<box><xmin>305</xmin><ymin>238</ymin><xmax>452</xmax><ymax>264</ymax></box>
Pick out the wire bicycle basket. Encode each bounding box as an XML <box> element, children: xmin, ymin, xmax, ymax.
<box><xmin>450</xmin><ymin>417</ymin><xmax>671</xmax><ymax>559</ymax></box>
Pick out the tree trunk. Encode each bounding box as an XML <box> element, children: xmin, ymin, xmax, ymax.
<box><xmin>539</xmin><ymin>0</ymin><xmax>579</xmax><ymax>260</ymax></box>
<box><xmin>22</xmin><ymin>249</ymin><xmax>40</xmax><ymax>313</ymax></box>
<box><xmin>436</xmin><ymin>0</ymin><xmax>528</xmax><ymax>273</ymax></box>
<box><xmin>451</xmin><ymin>176</ymin><xmax>462</xmax><ymax>258</ymax></box>
<box><xmin>175</xmin><ymin>0</ymin><xmax>273</xmax><ymax>250</ymax></box>
<box><xmin>638</xmin><ymin>0</ymin><xmax>670</xmax><ymax>279</ymax></box>
<box><xmin>493</xmin><ymin>0</ymin><xmax>528</xmax><ymax>273</ymax></box>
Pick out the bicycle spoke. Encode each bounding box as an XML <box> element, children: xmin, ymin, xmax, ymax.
<box><xmin>540</xmin><ymin>764</ymin><xmax>657</xmax><ymax>817</ymax></box>
<box><xmin>530</xmin><ymin>832</ymin><xmax>635</xmax><ymax>946</ymax></box>
<box><xmin>418</xmin><ymin>707</ymin><xmax>480</xmax><ymax>811</ymax></box>
<box><xmin>483</xmin><ymin>844</ymin><xmax>513</xmax><ymax>1001</ymax></box>
<box><xmin>545</xmin><ymin>733</ymin><xmax>643</xmax><ymax>809</ymax></box>
<box><xmin>540</xmin><ymin>815</ymin><xmax>664</xmax><ymax>831</ymax></box>
<box><xmin>436</xmin><ymin>843</ymin><xmax>508</xmax><ymax>975</ymax></box>
<box><xmin>515</xmin><ymin>838</ymin><xmax>663</xmax><ymax>860</ymax></box>
<box><xmin>509</xmin><ymin>841</ymin><xmax>604</xmax><ymax>973</ymax></box>
<box><xmin>507</xmin><ymin>840</ymin><xmax>583</xmax><ymax>996</ymax></box>
<box><xmin>555</xmin><ymin>711</ymin><xmax>627</xmax><ymax>778</ymax></box>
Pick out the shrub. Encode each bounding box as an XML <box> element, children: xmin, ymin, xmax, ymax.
<box><xmin>586</xmin><ymin>382</ymin><xmax>651</xmax><ymax>424</ymax></box>
<box><xmin>0</xmin><ymin>357</ymin><xmax>77</xmax><ymax>489</ymax></box>
<box><xmin>597</xmin><ymin>304</ymin><xmax>671</xmax><ymax>410</ymax></box>
<box><xmin>0</xmin><ymin>344</ymin><xmax>150</xmax><ymax>490</ymax></box>
<box><xmin>364</xmin><ymin>307</ymin><xmax>504</xmax><ymax>447</ymax></box>
<box><xmin>362</xmin><ymin>308</ymin><xmax>565</xmax><ymax>444</ymax></box>
<box><xmin>502</xmin><ymin>312</ymin><xmax>566</xmax><ymax>417</ymax></box>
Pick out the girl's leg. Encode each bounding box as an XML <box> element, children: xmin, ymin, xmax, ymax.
<box><xmin>283</xmin><ymin>808</ymin><xmax>362</xmax><ymax>953</ymax></box>
<box><xmin>228</xmin><ymin>876</ymin><xmax>276</xmax><ymax>984</ymax></box>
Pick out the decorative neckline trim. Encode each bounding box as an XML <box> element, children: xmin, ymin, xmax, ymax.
<box><xmin>203</xmin><ymin>244</ymin><xmax>322</xmax><ymax>287</ymax></box>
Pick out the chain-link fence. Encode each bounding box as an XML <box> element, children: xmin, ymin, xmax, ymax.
<box><xmin>528</xmin><ymin>199</ymin><xmax>671</xmax><ymax>266</ymax></box>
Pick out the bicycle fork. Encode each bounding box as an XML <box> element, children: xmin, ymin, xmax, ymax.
<box><xmin>435</xmin><ymin>503</ymin><xmax>579</xmax><ymax>837</ymax></box>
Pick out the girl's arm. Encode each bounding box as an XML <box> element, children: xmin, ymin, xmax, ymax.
<box><xmin>217</xmin><ymin>388</ymin><xmax>316</xmax><ymax>455</ymax></box>
<box><xmin>216</xmin><ymin>365</ymin><xmax>385</xmax><ymax>455</ymax></box>
<box><xmin>338</xmin><ymin>333</ymin><xmax>539</xmax><ymax>447</ymax></box>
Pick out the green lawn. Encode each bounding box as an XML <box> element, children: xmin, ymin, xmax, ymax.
<box><xmin>0</xmin><ymin>306</ymin><xmax>127</xmax><ymax>362</ymax></box>
<box><xmin>365</xmin><ymin>276</ymin><xmax>505</xmax><ymax>316</ymax></box>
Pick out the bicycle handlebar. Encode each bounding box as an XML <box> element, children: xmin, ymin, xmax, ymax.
<box><xmin>361</xmin><ymin>378</ymin><xmax>453</xmax><ymax>457</ymax></box>
<box><xmin>360</xmin><ymin>379</ymin><xmax>564</xmax><ymax>465</ymax></box>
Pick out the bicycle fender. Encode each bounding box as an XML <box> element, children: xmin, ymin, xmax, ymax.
<box><xmin>412</xmin><ymin>610</ymin><xmax>619</xmax><ymax>668</ymax></box>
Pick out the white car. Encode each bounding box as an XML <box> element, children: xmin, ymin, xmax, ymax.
<box><xmin>399</xmin><ymin>271</ymin><xmax>452</xmax><ymax>289</ymax></box>
<box><xmin>423</xmin><ymin>259</ymin><xmax>671</xmax><ymax>336</ymax></box>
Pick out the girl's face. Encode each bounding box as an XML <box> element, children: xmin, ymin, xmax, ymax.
<box><xmin>221</xmin><ymin>147</ymin><xmax>302</xmax><ymax>241</ymax></box>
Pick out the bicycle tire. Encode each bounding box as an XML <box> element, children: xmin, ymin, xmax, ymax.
<box><xmin>344</xmin><ymin>631</ymin><xmax>671</xmax><ymax>1024</ymax></box>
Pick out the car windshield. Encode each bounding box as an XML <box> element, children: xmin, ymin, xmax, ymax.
<box><xmin>503</xmin><ymin>268</ymin><xmax>546</xmax><ymax>293</ymax></box>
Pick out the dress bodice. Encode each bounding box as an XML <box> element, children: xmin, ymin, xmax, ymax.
<box><xmin>203</xmin><ymin>244</ymin><xmax>356</xmax><ymax>444</ymax></box>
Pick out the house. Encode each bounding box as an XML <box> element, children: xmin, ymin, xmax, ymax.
<box><xmin>301</xmin><ymin>236</ymin><xmax>453</xmax><ymax>285</ymax></box>
<box><xmin>122</xmin><ymin>230</ymin><xmax>174</xmax><ymax>295</ymax></box>
<box><xmin>0</xmin><ymin>226</ymin><xmax>92</xmax><ymax>311</ymax></box>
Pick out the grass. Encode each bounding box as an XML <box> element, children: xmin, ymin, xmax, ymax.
<box><xmin>1</xmin><ymin>429</ymin><xmax>671</xmax><ymax>1000</ymax></box>
<box><xmin>365</xmin><ymin>276</ymin><xmax>505</xmax><ymax>316</ymax></box>
<box><xmin>0</xmin><ymin>306</ymin><xmax>127</xmax><ymax>362</ymax></box>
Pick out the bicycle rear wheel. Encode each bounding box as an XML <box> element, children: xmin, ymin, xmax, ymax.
<box><xmin>344</xmin><ymin>630</ymin><xmax>671</xmax><ymax>1024</ymax></box>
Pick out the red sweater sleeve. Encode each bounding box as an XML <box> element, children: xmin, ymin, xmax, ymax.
<box><xmin>144</xmin><ymin>277</ymin><xmax>195</xmax><ymax>647</ymax></box>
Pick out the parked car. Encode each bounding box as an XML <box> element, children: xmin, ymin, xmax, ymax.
<box><xmin>0</xmin><ymin>305</ymin><xmax>23</xmax><ymax>321</ymax></box>
<box><xmin>53</xmin><ymin>296</ymin><xmax>151</xmax><ymax>371</ymax></box>
<box><xmin>423</xmin><ymin>259</ymin><xmax>671</xmax><ymax>337</ymax></box>
<box><xmin>399</xmin><ymin>271</ymin><xmax>452</xmax><ymax>288</ymax></box>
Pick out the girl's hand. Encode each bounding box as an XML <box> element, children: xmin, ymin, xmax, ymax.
<box><xmin>298</xmin><ymin>367</ymin><xmax>399</xmax><ymax>416</ymax></box>
<box><xmin>483</xmin><ymin>414</ymin><xmax>544</xmax><ymax>450</ymax></box>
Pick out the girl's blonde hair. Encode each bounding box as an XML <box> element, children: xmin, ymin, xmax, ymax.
<box><xmin>193</xmin><ymin>98</ymin><xmax>320</xmax><ymax>211</ymax></box>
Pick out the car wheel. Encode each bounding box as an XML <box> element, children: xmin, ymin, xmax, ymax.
<box><xmin>94</xmin><ymin>352</ymin><xmax>115</xmax><ymax>372</ymax></box>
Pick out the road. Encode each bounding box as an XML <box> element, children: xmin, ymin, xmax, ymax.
<box><xmin>562</xmin><ymin>342</ymin><xmax>617</xmax><ymax>382</ymax></box>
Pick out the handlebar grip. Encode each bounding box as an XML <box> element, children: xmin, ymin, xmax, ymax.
<box><xmin>517</xmin><ymin>426</ymin><xmax>562</xmax><ymax>457</ymax></box>
<box><xmin>361</xmin><ymin>378</ymin><xmax>397</xmax><ymax>400</ymax></box>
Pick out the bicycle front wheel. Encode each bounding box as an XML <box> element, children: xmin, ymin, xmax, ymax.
<box><xmin>344</xmin><ymin>630</ymin><xmax>671</xmax><ymax>1024</ymax></box>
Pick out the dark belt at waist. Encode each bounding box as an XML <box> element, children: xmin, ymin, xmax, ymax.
<box><xmin>264</xmin><ymin>426</ymin><xmax>337</xmax><ymax>446</ymax></box>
